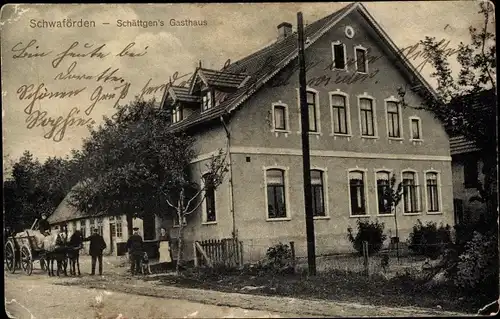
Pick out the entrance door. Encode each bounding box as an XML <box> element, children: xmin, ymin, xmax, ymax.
<box><xmin>109</xmin><ymin>217</ymin><xmax>116</xmax><ymax>254</ymax></box>
<box><xmin>453</xmin><ymin>199</ymin><xmax>464</xmax><ymax>225</ymax></box>
<box><xmin>143</xmin><ymin>214</ymin><xmax>156</xmax><ymax>240</ymax></box>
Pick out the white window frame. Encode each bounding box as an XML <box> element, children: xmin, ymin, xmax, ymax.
<box><xmin>354</xmin><ymin>45</ymin><xmax>369</xmax><ymax>74</ymax></box>
<box><xmin>357</xmin><ymin>93</ymin><xmax>378</xmax><ymax>139</ymax></box>
<box><xmin>329</xmin><ymin>90</ymin><xmax>352</xmax><ymax>138</ymax></box>
<box><xmin>409</xmin><ymin>116</ymin><xmax>423</xmax><ymax>142</ymax></box>
<box><xmin>347</xmin><ymin>168</ymin><xmax>370</xmax><ymax>218</ymax></box>
<box><xmin>424</xmin><ymin>170</ymin><xmax>442</xmax><ymax>215</ymax></box>
<box><xmin>263</xmin><ymin>166</ymin><xmax>291</xmax><ymax>221</ymax></box>
<box><xmin>374</xmin><ymin>169</ymin><xmax>394</xmax><ymax>217</ymax></box>
<box><xmin>331</xmin><ymin>41</ymin><xmax>348</xmax><ymax>71</ymax></box>
<box><xmin>172</xmin><ymin>104</ymin><xmax>183</xmax><ymax>123</ymax></box>
<box><xmin>384</xmin><ymin>96</ymin><xmax>403</xmax><ymax>140</ymax></box>
<box><xmin>296</xmin><ymin>87</ymin><xmax>322</xmax><ymax>136</ymax></box>
<box><xmin>271</xmin><ymin>101</ymin><xmax>291</xmax><ymax>134</ymax></box>
<box><xmin>201</xmin><ymin>171</ymin><xmax>218</xmax><ymax>225</ymax></box>
<box><xmin>311</xmin><ymin>167</ymin><xmax>330</xmax><ymax>220</ymax></box>
<box><xmin>201</xmin><ymin>90</ymin><xmax>213</xmax><ymax>112</ymax></box>
<box><xmin>400</xmin><ymin>169</ymin><xmax>422</xmax><ymax>215</ymax></box>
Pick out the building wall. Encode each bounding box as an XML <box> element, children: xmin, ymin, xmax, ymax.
<box><xmin>451</xmin><ymin>154</ymin><xmax>486</xmax><ymax>223</ymax></box>
<box><xmin>167</xmin><ymin>9</ymin><xmax>454</xmax><ymax>262</ymax></box>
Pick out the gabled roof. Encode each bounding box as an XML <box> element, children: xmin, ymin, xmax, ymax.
<box><xmin>162</xmin><ymin>2</ymin><xmax>437</xmax><ymax>131</ymax></box>
<box><xmin>48</xmin><ymin>184</ymin><xmax>104</xmax><ymax>224</ymax></box>
<box><xmin>167</xmin><ymin>85</ymin><xmax>201</xmax><ymax>103</ymax></box>
<box><xmin>188</xmin><ymin>68</ymin><xmax>249</xmax><ymax>94</ymax></box>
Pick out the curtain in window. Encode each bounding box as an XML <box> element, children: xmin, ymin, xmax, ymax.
<box><xmin>360</xmin><ymin>98</ymin><xmax>374</xmax><ymax>136</ymax></box>
<box><xmin>267</xmin><ymin>169</ymin><xmax>286</xmax><ymax>218</ymax></box>
<box><xmin>426</xmin><ymin>173</ymin><xmax>439</xmax><ymax>212</ymax></box>
<box><xmin>349</xmin><ymin>171</ymin><xmax>365</xmax><ymax>215</ymax></box>
<box><xmin>376</xmin><ymin>171</ymin><xmax>391</xmax><ymax>214</ymax></box>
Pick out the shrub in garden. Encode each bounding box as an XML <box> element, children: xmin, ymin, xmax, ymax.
<box><xmin>264</xmin><ymin>242</ymin><xmax>294</xmax><ymax>273</ymax></box>
<box><xmin>455</xmin><ymin>231</ymin><xmax>498</xmax><ymax>294</ymax></box>
<box><xmin>347</xmin><ymin>219</ymin><xmax>387</xmax><ymax>256</ymax></box>
<box><xmin>408</xmin><ymin>219</ymin><xmax>452</xmax><ymax>259</ymax></box>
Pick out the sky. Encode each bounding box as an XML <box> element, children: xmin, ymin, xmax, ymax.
<box><xmin>0</xmin><ymin>1</ymin><xmax>492</xmax><ymax>167</ymax></box>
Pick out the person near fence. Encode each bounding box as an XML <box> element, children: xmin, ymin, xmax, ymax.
<box><xmin>126</xmin><ymin>227</ymin><xmax>144</xmax><ymax>275</ymax></box>
<box><xmin>83</xmin><ymin>228</ymin><xmax>107</xmax><ymax>275</ymax></box>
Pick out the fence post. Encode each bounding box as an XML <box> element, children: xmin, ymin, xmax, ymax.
<box><xmin>193</xmin><ymin>241</ymin><xmax>198</xmax><ymax>267</ymax></box>
<box><xmin>239</xmin><ymin>241</ymin><xmax>244</xmax><ymax>266</ymax></box>
<box><xmin>362</xmin><ymin>241</ymin><xmax>369</xmax><ymax>277</ymax></box>
<box><xmin>290</xmin><ymin>241</ymin><xmax>296</xmax><ymax>273</ymax></box>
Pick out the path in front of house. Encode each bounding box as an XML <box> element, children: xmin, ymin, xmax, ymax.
<box><xmin>8</xmin><ymin>255</ymin><xmax>467</xmax><ymax>318</ymax></box>
<box><xmin>5</xmin><ymin>271</ymin><xmax>303</xmax><ymax>319</ymax></box>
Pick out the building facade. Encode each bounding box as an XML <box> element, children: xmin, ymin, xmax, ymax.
<box><xmin>161</xmin><ymin>2</ymin><xmax>455</xmax><ymax>263</ymax></box>
<box><xmin>48</xmin><ymin>194</ymin><xmax>163</xmax><ymax>256</ymax></box>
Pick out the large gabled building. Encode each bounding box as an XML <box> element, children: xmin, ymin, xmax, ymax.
<box><xmin>160</xmin><ymin>2</ymin><xmax>455</xmax><ymax>262</ymax></box>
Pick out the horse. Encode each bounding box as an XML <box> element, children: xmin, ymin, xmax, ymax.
<box><xmin>66</xmin><ymin>230</ymin><xmax>83</xmax><ymax>276</ymax></box>
<box><xmin>42</xmin><ymin>230</ymin><xmax>68</xmax><ymax>276</ymax></box>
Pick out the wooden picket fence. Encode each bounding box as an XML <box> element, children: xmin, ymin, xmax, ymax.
<box><xmin>194</xmin><ymin>237</ymin><xmax>243</xmax><ymax>268</ymax></box>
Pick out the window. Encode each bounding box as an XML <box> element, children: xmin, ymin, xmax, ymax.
<box><xmin>355</xmin><ymin>47</ymin><xmax>367</xmax><ymax>73</ymax></box>
<box><xmin>386</xmin><ymin>101</ymin><xmax>401</xmax><ymax>138</ymax></box>
<box><xmin>173</xmin><ymin>215</ymin><xmax>187</xmax><ymax>227</ymax></box>
<box><xmin>426</xmin><ymin>172</ymin><xmax>440</xmax><ymax>212</ymax></box>
<box><xmin>266</xmin><ymin>169</ymin><xmax>287</xmax><ymax>219</ymax></box>
<box><xmin>464</xmin><ymin>156</ymin><xmax>478</xmax><ymax>189</ymax></box>
<box><xmin>115</xmin><ymin>216</ymin><xmax>123</xmax><ymax>238</ymax></box>
<box><xmin>172</xmin><ymin>105</ymin><xmax>183</xmax><ymax>123</ymax></box>
<box><xmin>306</xmin><ymin>90</ymin><xmax>318</xmax><ymax>132</ymax></box>
<box><xmin>376</xmin><ymin>171</ymin><xmax>392</xmax><ymax>214</ymax></box>
<box><xmin>273</xmin><ymin>104</ymin><xmax>287</xmax><ymax>131</ymax></box>
<box><xmin>331</xmin><ymin>94</ymin><xmax>348</xmax><ymax>134</ymax></box>
<box><xmin>89</xmin><ymin>218</ymin><xmax>95</xmax><ymax>234</ymax></box>
<box><xmin>109</xmin><ymin>219</ymin><xmax>116</xmax><ymax>238</ymax></box>
<box><xmin>402</xmin><ymin>172</ymin><xmax>420</xmax><ymax>214</ymax></box>
<box><xmin>202</xmin><ymin>90</ymin><xmax>213</xmax><ymax>111</ymax></box>
<box><xmin>332</xmin><ymin>42</ymin><xmax>346</xmax><ymax>70</ymax></box>
<box><xmin>311</xmin><ymin>170</ymin><xmax>325</xmax><ymax>217</ymax></box>
<box><xmin>359</xmin><ymin>98</ymin><xmax>375</xmax><ymax>136</ymax></box>
<box><xmin>97</xmin><ymin>217</ymin><xmax>103</xmax><ymax>236</ymax></box>
<box><xmin>79</xmin><ymin>220</ymin><xmax>86</xmax><ymax>238</ymax></box>
<box><xmin>203</xmin><ymin>173</ymin><xmax>217</xmax><ymax>223</ymax></box>
<box><xmin>349</xmin><ymin>171</ymin><xmax>366</xmax><ymax>216</ymax></box>
<box><xmin>410</xmin><ymin>118</ymin><xmax>422</xmax><ymax>140</ymax></box>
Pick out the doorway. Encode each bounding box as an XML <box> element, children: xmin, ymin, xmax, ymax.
<box><xmin>143</xmin><ymin>214</ymin><xmax>156</xmax><ymax>240</ymax></box>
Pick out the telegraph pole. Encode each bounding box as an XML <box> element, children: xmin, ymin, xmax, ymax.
<box><xmin>297</xmin><ymin>12</ymin><xmax>316</xmax><ymax>276</ymax></box>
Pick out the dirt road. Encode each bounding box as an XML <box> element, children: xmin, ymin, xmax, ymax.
<box><xmin>4</xmin><ymin>272</ymin><xmax>304</xmax><ymax>319</ymax></box>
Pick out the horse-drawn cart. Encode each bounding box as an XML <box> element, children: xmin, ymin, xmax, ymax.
<box><xmin>4</xmin><ymin>230</ymin><xmax>46</xmax><ymax>275</ymax></box>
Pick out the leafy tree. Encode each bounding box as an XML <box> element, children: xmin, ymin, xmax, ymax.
<box><xmin>3</xmin><ymin>151</ymin><xmax>78</xmax><ymax>232</ymax></box>
<box><xmin>398</xmin><ymin>1</ymin><xmax>496</xmax><ymax>219</ymax></box>
<box><xmin>70</xmin><ymin>98</ymin><xmax>228</xmax><ymax>272</ymax></box>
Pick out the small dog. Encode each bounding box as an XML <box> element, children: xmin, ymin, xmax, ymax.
<box><xmin>141</xmin><ymin>252</ymin><xmax>151</xmax><ymax>275</ymax></box>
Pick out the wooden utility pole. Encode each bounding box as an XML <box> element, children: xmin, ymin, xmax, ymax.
<box><xmin>297</xmin><ymin>12</ymin><xmax>316</xmax><ymax>276</ymax></box>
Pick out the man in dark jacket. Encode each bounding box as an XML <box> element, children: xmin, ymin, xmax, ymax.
<box><xmin>38</xmin><ymin>213</ymin><xmax>51</xmax><ymax>235</ymax></box>
<box><xmin>83</xmin><ymin>228</ymin><xmax>107</xmax><ymax>275</ymax></box>
<box><xmin>126</xmin><ymin>227</ymin><xmax>143</xmax><ymax>275</ymax></box>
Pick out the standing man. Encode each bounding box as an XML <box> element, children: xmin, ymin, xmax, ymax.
<box><xmin>83</xmin><ymin>228</ymin><xmax>107</xmax><ymax>275</ymax></box>
<box><xmin>126</xmin><ymin>227</ymin><xmax>143</xmax><ymax>275</ymax></box>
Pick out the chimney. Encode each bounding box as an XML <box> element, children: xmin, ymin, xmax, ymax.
<box><xmin>277</xmin><ymin>22</ymin><xmax>292</xmax><ymax>41</ymax></box>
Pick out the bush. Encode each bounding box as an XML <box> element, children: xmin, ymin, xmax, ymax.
<box><xmin>455</xmin><ymin>231</ymin><xmax>499</xmax><ymax>293</ymax></box>
<box><xmin>347</xmin><ymin>219</ymin><xmax>387</xmax><ymax>256</ymax></box>
<box><xmin>264</xmin><ymin>242</ymin><xmax>294</xmax><ymax>273</ymax></box>
<box><xmin>408</xmin><ymin>220</ymin><xmax>452</xmax><ymax>259</ymax></box>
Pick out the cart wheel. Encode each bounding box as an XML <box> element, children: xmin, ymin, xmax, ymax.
<box><xmin>20</xmin><ymin>245</ymin><xmax>33</xmax><ymax>276</ymax></box>
<box><xmin>5</xmin><ymin>241</ymin><xmax>16</xmax><ymax>274</ymax></box>
<box><xmin>40</xmin><ymin>257</ymin><xmax>47</xmax><ymax>271</ymax></box>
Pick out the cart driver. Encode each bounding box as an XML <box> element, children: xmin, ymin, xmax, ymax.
<box><xmin>38</xmin><ymin>213</ymin><xmax>51</xmax><ymax>236</ymax></box>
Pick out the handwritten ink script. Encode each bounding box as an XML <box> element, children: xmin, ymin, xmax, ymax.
<box><xmin>10</xmin><ymin>39</ymin><xmax>181</xmax><ymax>142</ymax></box>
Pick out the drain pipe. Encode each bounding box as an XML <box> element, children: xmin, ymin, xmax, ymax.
<box><xmin>220</xmin><ymin>114</ymin><xmax>237</xmax><ymax>238</ymax></box>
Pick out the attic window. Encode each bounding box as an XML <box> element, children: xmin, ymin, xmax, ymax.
<box><xmin>172</xmin><ymin>105</ymin><xmax>183</xmax><ymax>123</ymax></box>
<box><xmin>331</xmin><ymin>41</ymin><xmax>346</xmax><ymax>70</ymax></box>
<box><xmin>355</xmin><ymin>46</ymin><xmax>368</xmax><ymax>73</ymax></box>
<box><xmin>202</xmin><ymin>90</ymin><xmax>213</xmax><ymax>112</ymax></box>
